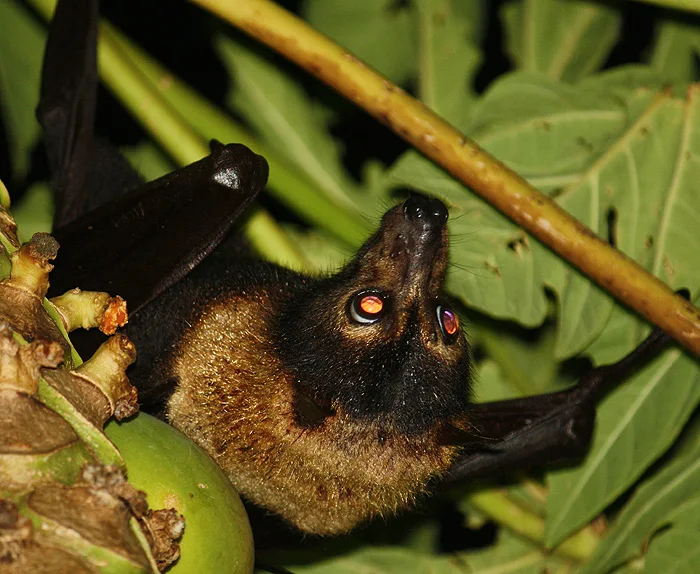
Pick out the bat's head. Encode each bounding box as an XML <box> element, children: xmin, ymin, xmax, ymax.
<box><xmin>275</xmin><ymin>195</ymin><xmax>471</xmax><ymax>435</ymax></box>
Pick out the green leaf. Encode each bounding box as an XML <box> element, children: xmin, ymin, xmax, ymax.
<box><xmin>452</xmin><ymin>529</ymin><xmax>569</xmax><ymax>573</ymax></box>
<box><xmin>0</xmin><ymin>0</ymin><xmax>45</xmax><ymax>183</ymax></box>
<box><xmin>501</xmin><ymin>0</ymin><xmax>621</xmax><ymax>82</ymax></box>
<box><xmin>287</xmin><ymin>546</ymin><xmax>443</xmax><ymax>574</ymax></box>
<box><xmin>578</xmin><ymin>66</ymin><xmax>672</xmax><ymax>102</ymax></box>
<box><xmin>414</xmin><ymin>0</ymin><xmax>484</xmax><ymax>128</ymax></box>
<box><xmin>646</xmin><ymin>87</ymin><xmax>700</xmax><ymax>293</ymax></box>
<box><xmin>648</xmin><ymin>12</ymin><xmax>700</xmax><ymax>83</ymax></box>
<box><xmin>584</xmin><ymin>304</ymin><xmax>644</xmax><ymax>365</ymax></box>
<box><xmin>562</xmin><ymin>87</ymin><xmax>700</xmax><ymax>360</ymax></box>
<box><xmin>547</xmin><ymin>90</ymin><xmax>685</xmax><ymax>356</ymax></box>
<box><xmin>122</xmin><ymin>141</ymin><xmax>175</xmax><ymax>182</ymax></box>
<box><xmin>475</xmin><ymin>359</ymin><xmax>518</xmax><ymax>403</ymax></box>
<box><xmin>467</xmin><ymin>73</ymin><xmax>628</xmax><ymax>184</ymax></box>
<box><xmin>471</xmin><ymin>317</ymin><xmax>559</xmax><ymax>398</ymax></box>
<box><xmin>666</xmin><ymin>495</ymin><xmax>700</xmax><ymax>529</ymax></box>
<box><xmin>216</xmin><ymin>34</ymin><xmax>364</xmax><ymax>214</ymax></box>
<box><xmin>303</xmin><ymin>0</ymin><xmax>417</xmax><ymax>85</ymax></box>
<box><xmin>286</xmin><ymin>530</ymin><xmax>567</xmax><ymax>573</ymax></box>
<box><xmin>579</xmin><ymin>420</ymin><xmax>700</xmax><ymax>573</ymax></box>
<box><xmin>11</xmin><ymin>182</ymin><xmax>53</xmax><ymax>241</ymax></box>
<box><xmin>545</xmin><ymin>347</ymin><xmax>700</xmax><ymax>547</ymax></box>
<box><xmin>645</xmin><ymin>529</ymin><xmax>700</xmax><ymax>574</ymax></box>
<box><xmin>283</xmin><ymin>225</ymin><xmax>350</xmax><ymax>273</ymax></box>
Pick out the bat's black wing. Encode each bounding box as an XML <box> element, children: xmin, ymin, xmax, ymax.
<box><xmin>37</xmin><ymin>0</ymin><xmax>142</xmax><ymax>228</ymax></box>
<box><xmin>39</xmin><ymin>0</ymin><xmax>268</xmax><ymax>316</ymax></box>
<box><xmin>442</xmin><ymin>327</ymin><xmax>671</xmax><ymax>486</ymax></box>
<box><xmin>50</xmin><ymin>142</ymin><xmax>268</xmax><ymax>314</ymax></box>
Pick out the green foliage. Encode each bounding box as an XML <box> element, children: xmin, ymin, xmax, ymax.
<box><xmin>502</xmin><ymin>0</ymin><xmax>621</xmax><ymax>81</ymax></box>
<box><xmin>217</xmin><ymin>34</ymin><xmax>366</xmax><ymax>212</ymax></box>
<box><xmin>581</xmin><ymin>419</ymin><xmax>700</xmax><ymax>572</ymax></box>
<box><xmin>546</xmin><ymin>348</ymin><xmax>700</xmax><ymax>545</ymax></box>
<box><xmin>0</xmin><ymin>0</ymin><xmax>44</xmax><ymax>184</ymax></box>
<box><xmin>11</xmin><ymin>182</ymin><xmax>53</xmax><ymax>243</ymax></box>
<box><xmin>304</xmin><ymin>0</ymin><xmax>418</xmax><ymax>85</ymax></box>
<box><xmin>289</xmin><ymin>531</ymin><xmax>567</xmax><ymax>573</ymax></box>
<box><xmin>2</xmin><ymin>0</ymin><xmax>699</xmax><ymax>572</ymax></box>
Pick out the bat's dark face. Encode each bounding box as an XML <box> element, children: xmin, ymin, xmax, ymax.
<box><xmin>276</xmin><ymin>195</ymin><xmax>472</xmax><ymax>435</ymax></box>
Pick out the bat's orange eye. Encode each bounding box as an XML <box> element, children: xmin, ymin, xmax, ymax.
<box><xmin>437</xmin><ymin>305</ymin><xmax>459</xmax><ymax>340</ymax></box>
<box><xmin>360</xmin><ymin>295</ymin><xmax>383</xmax><ymax>314</ymax></box>
<box><xmin>349</xmin><ymin>290</ymin><xmax>388</xmax><ymax>324</ymax></box>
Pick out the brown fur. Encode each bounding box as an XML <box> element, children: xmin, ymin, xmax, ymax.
<box><xmin>167</xmin><ymin>288</ymin><xmax>461</xmax><ymax>536</ymax></box>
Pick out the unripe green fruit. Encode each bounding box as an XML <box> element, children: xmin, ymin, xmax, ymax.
<box><xmin>105</xmin><ymin>413</ymin><xmax>254</xmax><ymax>573</ymax></box>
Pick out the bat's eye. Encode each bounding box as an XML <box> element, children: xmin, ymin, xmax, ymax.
<box><xmin>349</xmin><ymin>290</ymin><xmax>388</xmax><ymax>324</ymax></box>
<box><xmin>437</xmin><ymin>305</ymin><xmax>459</xmax><ymax>341</ymax></box>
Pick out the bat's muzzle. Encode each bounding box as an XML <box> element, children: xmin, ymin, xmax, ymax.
<box><xmin>402</xmin><ymin>195</ymin><xmax>448</xmax><ymax>234</ymax></box>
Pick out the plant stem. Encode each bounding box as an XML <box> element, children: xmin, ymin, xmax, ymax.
<box><xmin>0</xmin><ymin>179</ymin><xmax>10</xmax><ymax>209</ymax></box>
<box><xmin>191</xmin><ymin>0</ymin><xmax>700</xmax><ymax>356</ymax></box>
<box><xmin>98</xmin><ymin>27</ymin><xmax>311</xmax><ymax>269</ymax></box>
<box><xmin>105</xmin><ymin>24</ymin><xmax>371</xmax><ymax>249</ymax></box>
<box><xmin>468</xmin><ymin>489</ymin><xmax>600</xmax><ymax>562</ymax></box>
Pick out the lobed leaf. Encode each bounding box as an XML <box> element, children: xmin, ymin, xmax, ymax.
<box><xmin>545</xmin><ymin>347</ymin><xmax>700</xmax><ymax>547</ymax></box>
<box><xmin>501</xmin><ymin>0</ymin><xmax>621</xmax><ymax>82</ymax></box>
<box><xmin>414</xmin><ymin>0</ymin><xmax>484</xmax><ymax>128</ymax></box>
<box><xmin>579</xmin><ymin>419</ymin><xmax>700</xmax><ymax>573</ymax></box>
<box><xmin>216</xmin><ymin>33</ymin><xmax>365</xmax><ymax>214</ymax></box>
<box><xmin>303</xmin><ymin>0</ymin><xmax>417</xmax><ymax>85</ymax></box>
<box><xmin>644</xmin><ymin>529</ymin><xmax>700</xmax><ymax>574</ymax></box>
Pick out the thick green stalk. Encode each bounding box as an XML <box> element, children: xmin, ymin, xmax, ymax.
<box><xmin>104</xmin><ymin>23</ymin><xmax>370</xmax><ymax>249</ymax></box>
<box><xmin>468</xmin><ymin>489</ymin><xmax>600</xmax><ymax>562</ymax></box>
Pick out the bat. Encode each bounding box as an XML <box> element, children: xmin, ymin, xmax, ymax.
<box><xmin>39</xmin><ymin>0</ymin><xmax>674</xmax><ymax>544</ymax></box>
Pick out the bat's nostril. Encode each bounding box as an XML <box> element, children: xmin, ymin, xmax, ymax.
<box><xmin>403</xmin><ymin>195</ymin><xmax>448</xmax><ymax>228</ymax></box>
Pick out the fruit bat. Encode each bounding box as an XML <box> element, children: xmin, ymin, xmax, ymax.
<box><xmin>38</xmin><ymin>0</ymin><xmax>673</xmax><ymax>540</ymax></box>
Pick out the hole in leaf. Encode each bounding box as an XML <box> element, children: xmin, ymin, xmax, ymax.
<box><xmin>506</xmin><ymin>235</ymin><xmax>529</xmax><ymax>255</ymax></box>
<box><xmin>606</xmin><ymin>208</ymin><xmax>618</xmax><ymax>248</ymax></box>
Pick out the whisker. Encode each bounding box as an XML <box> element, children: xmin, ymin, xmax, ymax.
<box><xmin>448</xmin><ymin>261</ymin><xmax>497</xmax><ymax>280</ymax></box>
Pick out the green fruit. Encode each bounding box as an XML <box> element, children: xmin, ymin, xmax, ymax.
<box><xmin>105</xmin><ymin>413</ymin><xmax>254</xmax><ymax>573</ymax></box>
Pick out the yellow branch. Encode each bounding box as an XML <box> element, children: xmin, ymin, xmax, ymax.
<box><xmin>191</xmin><ymin>0</ymin><xmax>700</xmax><ymax>356</ymax></box>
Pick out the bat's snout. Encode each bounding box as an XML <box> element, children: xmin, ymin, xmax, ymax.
<box><xmin>403</xmin><ymin>195</ymin><xmax>448</xmax><ymax>232</ymax></box>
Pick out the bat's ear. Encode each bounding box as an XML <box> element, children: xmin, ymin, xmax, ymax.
<box><xmin>38</xmin><ymin>0</ymin><xmax>141</xmax><ymax>228</ymax></box>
